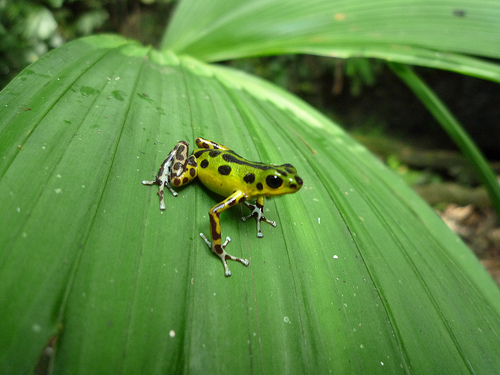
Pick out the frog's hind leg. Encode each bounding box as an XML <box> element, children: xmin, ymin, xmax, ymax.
<box><xmin>142</xmin><ymin>140</ymin><xmax>197</xmax><ymax>210</ymax></box>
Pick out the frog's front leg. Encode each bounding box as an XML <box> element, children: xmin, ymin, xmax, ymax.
<box><xmin>199</xmin><ymin>191</ymin><xmax>250</xmax><ymax>277</ymax></box>
<box><xmin>242</xmin><ymin>196</ymin><xmax>277</xmax><ymax>238</ymax></box>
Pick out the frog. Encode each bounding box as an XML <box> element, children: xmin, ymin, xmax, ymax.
<box><xmin>142</xmin><ymin>137</ymin><xmax>303</xmax><ymax>277</ymax></box>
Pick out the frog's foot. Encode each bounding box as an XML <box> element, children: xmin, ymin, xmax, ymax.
<box><xmin>141</xmin><ymin>179</ymin><xmax>178</xmax><ymax>210</ymax></box>
<box><xmin>241</xmin><ymin>201</ymin><xmax>277</xmax><ymax>238</ymax></box>
<box><xmin>199</xmin><ymin>233</ymin><xmax>250</xmax><ymax>277</ymax></box>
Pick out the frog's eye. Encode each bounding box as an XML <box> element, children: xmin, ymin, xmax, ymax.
<box><xmin>266</xmin><ymin>175</ymin><xmax>283</xmax><ymax>189</ymax></box>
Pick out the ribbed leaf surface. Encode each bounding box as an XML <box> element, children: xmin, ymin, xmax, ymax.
<box><xmin>163</xmin><ymin>0</ymin><xmax>500</xmax><ymax>69</ymax></box>
<box><xmin>1</xmin><ymin>35</ymin><xmax>499</xmax><ymax>374</ymax></box>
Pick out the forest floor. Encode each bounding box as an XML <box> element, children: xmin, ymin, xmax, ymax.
<box><xmin>438</xmin><ymin>204</ymin><xmax>500</xmax><ymax>288</ymax></box>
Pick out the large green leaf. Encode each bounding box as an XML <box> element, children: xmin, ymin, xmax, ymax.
<box><xmin>162</xmin><ymin>0</ymin><xmax>500</xmax><ymax>81</ymax></box>
<box><xmin>1</xmin><ymin>34</ymin><xmax>500</xmax><ymax>374</ymax></box>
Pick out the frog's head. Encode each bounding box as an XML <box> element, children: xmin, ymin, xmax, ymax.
<box><xmin>263</xmin><ymin>163</ymin><xmax>303</xmax><ymax>196</ymax></box>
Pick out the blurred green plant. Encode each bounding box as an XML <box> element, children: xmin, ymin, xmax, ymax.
<box><xmin>0</xmin><ymin>0</ymin><xmax>110</xmax><ymax>88</ymax></box>
<box><xmin>1</xmin><ymin>2</ymin><xmax>56</xmax><ymax>86</ymax></box>
<box><xmin>0</xmin><ymin>0</ymin><xmax>177</xmax><ymax>89</ymax></box>
<box><xmin>231</xmin><ymin>55</ymin><xmax>382</xmax><ymax>107</ymax></box>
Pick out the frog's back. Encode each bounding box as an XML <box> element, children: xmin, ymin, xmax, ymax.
<box><xmin>194</xmin><ymin>148</ymin><xmax>303</xmax><ymax>198</ymax></box>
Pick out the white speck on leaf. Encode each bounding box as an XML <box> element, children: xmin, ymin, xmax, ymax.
<box><xmin>32</xmin><ymin>324</ymin><xmax>42</xmax><ymax>333</ymax></box>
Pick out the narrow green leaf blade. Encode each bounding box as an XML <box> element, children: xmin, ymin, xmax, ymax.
<box><xmin>163</xmin><ymin>0</ymin><xmax>500</xmax><ymax>62</ymax></box>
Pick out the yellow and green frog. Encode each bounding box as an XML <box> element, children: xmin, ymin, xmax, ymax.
<box><xmin>142</xmin><ymin>137</ymin><xmax>303</xmax><ymax>277</ymax></box>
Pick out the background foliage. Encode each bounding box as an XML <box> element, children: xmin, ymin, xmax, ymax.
<box><xmin>0</xmin><ymin>0</ymin><xmax>174</xmax><ymax>88</ymax></box>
